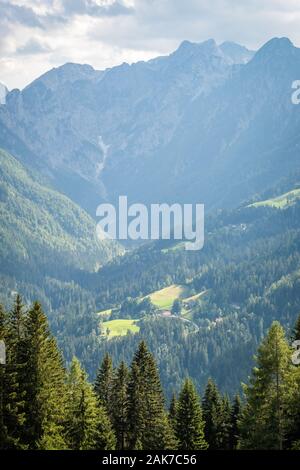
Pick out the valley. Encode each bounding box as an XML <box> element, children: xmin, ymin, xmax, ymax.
<box><xmin>1</xmin><ymin>37</ymin><xmax>300</xmax><ymax>401</ymax></box>
<box><xmin>2</xmin><ymin>0</ymin><xmax>300</xmax><ymax>452</ymax></box>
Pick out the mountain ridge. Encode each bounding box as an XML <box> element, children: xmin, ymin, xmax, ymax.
<box><xmin>0</xmin><ymin>38</ymin><xmax>258</xmax><ymax>214</ymax></box>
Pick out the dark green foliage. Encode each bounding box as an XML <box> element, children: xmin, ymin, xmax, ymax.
<box><xmin>127</xmin><ymin>341</ymin><xmax>177</xmax><ymax>450</ymax></box>
<box><xmin>175</xmin><ymin>378</ymin><xmax>207</xmax><ymax>450</ymax></box>
<box><xmin>1</xmin><ymin>295</ymin><xmax>27</xmax><ymax>449</ymax></box>
<box><xmin>171</xmin><ymin>299</ymin><xmax>182</xmax><ymax>316</ymax></box>
<box><xmin>220</xmin><ymin>394</ymin><xmax>232</xmax><ymax>450</ymax></box>
<box><xmin>23</xmin><ymin>301</ymin><xmax>67</xmax><ymax>449</ymax></box>
<box><xmin>168</xmin><ymin>393</ymin><xmax>178</xmax><ymax>431</ymax></box>
<box><xmin>2</xmin><ymin>296</ymin><xmax>300</xmax><ymax>451</ymax></box>
<box><xmin>94</xmin><ymin>353</ymin><xmax>113</xmax><ymax>412</ymax></box>
<box><xmin>202</xmin><ymin>379</ymin><xmax>225</xmax><ymax>449</ymax></box>
<box><xmin>229</xmin><ymin>395</ymin><xmax>241</xmax><ymax>450</ymax></box>
<box><xmin>0</xmin><ymin>297</ymin><xmax>67</xmax><ymax>449</ymax></box>
<box><xmin>110</xmin><ymin>361</ymin><xmax>129</xmax><ymax>450</ymax></box>
<box><xmin>292</xmin><ymin>314</ymin><xmax>300</xmax><ymax>341</ymax></box>
<box><xmin>114</xmin><ymin>297</ymin><xmax>156</xmax><ymax>320</ymax></box>
<box><xmin>65</xmin><ymin>357</ymin><xmax>115</xmax><ymax>450</ymax></box>
<box><xmin>239</xmin><ymin>322</ymin><xmax>294</xmax><ymax>450</ymax></box>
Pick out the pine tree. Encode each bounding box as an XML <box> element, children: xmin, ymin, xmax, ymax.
<box><xmin>168</xmin><ymin>393</ymin><xmax>177</xmax><ymax>431</ymax></box>
<box><xmin>292</xmin><ymin>314</ymin><xmax>300</xmax><ymax>341</ymax></box>
<box><xmin>127</xmin><ymin>360</ymin><xmax>145</xmax><ymax>449</ymax></box>
<box><xmin>111</xmin><ymin>361</ymin><xmax>129</xmax><ymax>450</ymax></box>
<box><xmin>94</xmin><ymin>353</ymin><xmax>113</xmax><ymax>413</ymax></box>
<box><xmin>9</xmin><ymin>295</ymin><xmax>24</xmax><ymax>340</ymax></box>
<box><xmin>24</xmin><ymin>301</ymin><xmax>67</xmax><ymax>449</ymax></box>
<box><xmin>229</xmin><ymin>395</ymin><xmax>241</xmax><ymax>450</ymax></box>
<box><xmin>239</xmin><ymin>321</ymin><xmax>293</xmax><ymax>450</ymax></box>
<box><xmin>202</xmin><ymin>378</ymin><xmax>224</xmax><ymax>449</ymax></box>
<box><xmin>127</xmin><ymin>341</ymin><xmax>176</xmax><ymax>450</ymax></box>
<box><xmin>65</xmin><ymin>357</ymin><xmax>115</xmax><ymax>450</ymax></box>
<box><xmin>1</xmin><ymin>296</ymin><xmax>27</xmax><ymax>449</ymax></box>
<box><xmin>220</xmin><ymin>394</ymin><xmax>232</xmax><ymax>450</ymax></box>
<box><xmin>175</xmin><ymin>378</ymin><xmax>207</xmax><ymax>450</ymax></box>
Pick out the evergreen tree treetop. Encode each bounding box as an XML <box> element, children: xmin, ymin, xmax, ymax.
<box><xmin>94</xmin><ymin>352</ymin><xmax>113</xmax><ymax>410</ymax></box>
<box><xmin>240</xmin><ymin>321</ymin><xmax>294</xmax><ymax>450</ymax></box>
<box><xmin>175</xmin><ymin>378</ymin><xmax>207</xmax><ymax>450</ymax></box>
<box><xmin>66</xmin><ymin>357</ymin><xmax>115</xmax><ymax>450</ymax></box>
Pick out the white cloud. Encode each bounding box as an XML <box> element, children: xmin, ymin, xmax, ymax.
<box><xmin>1</xmin><ymin>0</ymin><xmax>300</xmax><ymax>89</ymax></box>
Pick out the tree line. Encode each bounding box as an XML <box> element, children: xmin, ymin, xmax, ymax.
<box><xmin>1</xmin><ymin>295</ymin><xmax>300</xmax><ymax>450</ymax></box>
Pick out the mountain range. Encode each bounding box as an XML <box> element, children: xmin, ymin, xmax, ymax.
<box><xmin>0</xmin><ymin>39</ymin><xmax>257</xmax><ymax>213</ymax></box>
<box><xmin>1</xmin><ymin>38</ymin><xmax>300</xmax><ymax>216</ymax></box>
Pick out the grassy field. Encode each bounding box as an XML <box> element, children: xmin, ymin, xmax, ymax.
<box><xmin>98</xmin><ymin>285</ymin><xmax>206</xmax><ymax>338</ymax></box>
<box><xmin>147</xmin><ymin>284</ymin><xmax>188</xmax><ymax>310</ymax></box>
<box><xmin>250</xmin><ymin>188</ymin><xmax>300</xmax><ymax>209</ymax></box>
<box><xmin>145</xmin><ymin>284</ymin><xmax>207</xmax><ymax>312</ymax></box>
<box><xmin>101</xmin><ymin>319</ymin><xmax>140</xmax><ymax>338</ymax></box>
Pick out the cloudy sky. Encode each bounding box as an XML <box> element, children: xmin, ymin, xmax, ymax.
<box><xmin>1</xmin><ymin>0</ymin><xmax>300</xmax><ymax>89</ymax></box>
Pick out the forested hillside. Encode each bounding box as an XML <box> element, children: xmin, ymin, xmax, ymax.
<box><xmin>0</xmin><ymin>148</ymin><xmax>121</xmax><ymax>345</ymax></box>
<box><xmin>74</xmin><ymin>183</ymin><xmax>300</xmax><ymax>396</ymax></box>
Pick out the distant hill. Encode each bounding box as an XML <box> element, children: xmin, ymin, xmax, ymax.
<box><xmin>83</xmin><ymin>186</ymin><xmax>300</xmax><ymax>395</ymax></box>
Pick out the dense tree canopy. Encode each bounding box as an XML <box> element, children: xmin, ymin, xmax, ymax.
<box><xmin>1</xmin><ymin>298</ymin><xmax>300</xmax><ymax>451</ymax></box>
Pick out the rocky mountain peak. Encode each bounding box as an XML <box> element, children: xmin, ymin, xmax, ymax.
<box><xmin>219</xmin><ymin>41</ymin><xmax>255</xmax><ymax>64</ymax></box>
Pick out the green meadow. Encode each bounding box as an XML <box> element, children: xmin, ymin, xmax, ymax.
<box><xmin>101</xmin><ymin>319</ymin><xmax>140</xmax><ymax>338</ymax></box>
